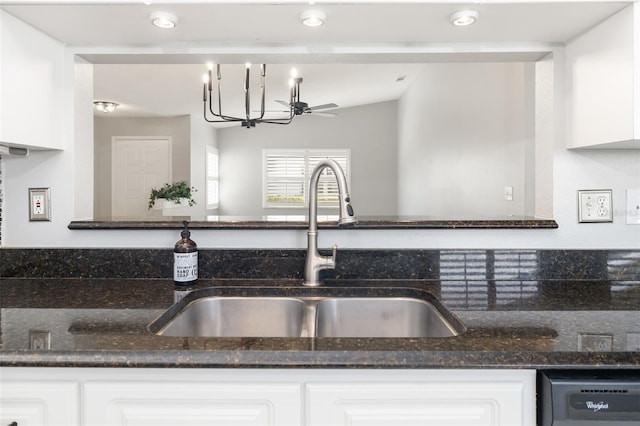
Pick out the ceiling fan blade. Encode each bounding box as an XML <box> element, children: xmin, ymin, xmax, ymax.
<box><xmin>308</xmin><ymin>103</ymin><xmax>338</xmax><ymax>111</ymax></box>
<box><xmin>311</xmin><ymin>111</ymin><xmax>337</xmax><ymax>118</ymax></box>
<box><xmin>274</xmin><ymin>100</ymin><xmax>291</xmax><ymax>107</ymax></box>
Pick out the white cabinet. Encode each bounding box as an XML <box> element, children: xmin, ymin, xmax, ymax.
<box><xmin>83</xmin><ymin>376</ymin><xmax>301</xmax><ymax>426</ymax></box>
<box><xmin>566</xmin><ymin>3</ymin><xmax>640</xmax><ymax>149</ymax></box>
<box><xmin>0</xmin><ymin>379</ymin><xmax>80</xmax><ymax>426</ymax></box>
<box><xmin>0</xmin><ymin>367</ymin><xmax>536</xmax><ymax>426</ymax></box>
<box><xmin>1</xmin><ymin>368</ymin><xmax>301</xmax><ymax>426</ymax></box>
<box><xmin>306</xmin><ymin>370</ymin><xmax>535</xmax><ymax>426</ymax></box>
<box><xmin>0</xmin><ymin>10</ymin><xmax>67</xmax><ymax>150</ymax></box>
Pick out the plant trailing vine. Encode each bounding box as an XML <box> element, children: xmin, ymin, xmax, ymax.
<box><xmin>148</xmin><ymin>181</ymin><xmax>197</xmax><ymax>209</ymax></box>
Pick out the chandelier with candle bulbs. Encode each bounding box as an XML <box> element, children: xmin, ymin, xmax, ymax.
<box><xmin>202</xmin><ymin>63</ymin><xmax>309</xmax><ymax>129</ymax></box>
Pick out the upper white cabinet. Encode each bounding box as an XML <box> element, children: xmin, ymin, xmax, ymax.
<box><xmin>0</xmin><ymin>10</ymin><xmax>66</xmax><ymax>150</ymax></box>
<box><xmin>566</xmin><ymin>3</ymin><xmax>639</xmax><ymax>149</ymax></box>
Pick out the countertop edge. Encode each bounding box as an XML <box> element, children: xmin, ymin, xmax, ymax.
<box><xmin>2</xmin><ymin>350</ymin><xmax>639</xmax><ymax>369</ymax></box>
<box><xmin>67</xmin><ymin>219</ymin><xmax>559</xmax><ymax>230</ymax></box>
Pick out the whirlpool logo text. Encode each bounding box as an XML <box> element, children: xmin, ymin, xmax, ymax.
<box><xmin>586</xmin><ymin>401</ymin><xmax>609</xmax><ymax>412</ymax></box>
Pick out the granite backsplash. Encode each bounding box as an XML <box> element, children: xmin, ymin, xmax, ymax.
<box><xmin>0</xmin><ymin>248</ymin><xmax>638</xmax><ymax>281</ymax></box>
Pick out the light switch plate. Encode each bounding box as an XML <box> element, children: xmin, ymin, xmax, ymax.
<box><xmin>578</xmin><ymin>190</ymin><xmax>612</xmax><ymax>223</ymax></box>
<box><xmin>504</xmin><ymin>186</ymin><xmax>513</xmax><ymax>201</ymax></box>
<box><xmin>627</xmin><ymin>333</ymin><xmax>640</xmax><ymax>351</ymax></box>
<box><xmin>29</xmin><ymin>187</ymin><xmax>51</xmax><ymax>221</ymax></box>
<box><xmin>626</xmin><ymin>189</ymin><xmax>640</xmax><ymax>225</ymax></box>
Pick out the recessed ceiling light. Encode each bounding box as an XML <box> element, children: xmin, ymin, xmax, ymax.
<box><xmin>150</xmin><ymin>11</ymin><xmax>177</xmax><ymax>29</ymax></box>
<box><xmin>93</xmin><ymin>101</ymin><xmax>119</xmax><ymax>113</ymax></box>
<box><xmin>300</xmin><ymin>10</ymin><xmax>326</xmax><ymax>27</ymax></box>
<box><xmin>449</xmin><ymin>9</ymin><xmax>479</xmax><ymax>27</ymax></box>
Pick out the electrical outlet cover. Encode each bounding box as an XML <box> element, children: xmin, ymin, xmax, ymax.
<box><xmin>578</xmin><ymin>333</ymin><xmax>613</xmax><ymax>351</ymax></box>
<box><xmin>578</xmin><ymin>190</ymin><xmax>613</xmax><ymax>223</ymax></box>
<box><xmin>29</xmin><ymin>187</ymin><xmax>51</xmax><ymax>221</ymax></box>
<box><xmin>29</xmin><ymin>330</ymin><xmax>51</xmax><ymax>350</ymax></box>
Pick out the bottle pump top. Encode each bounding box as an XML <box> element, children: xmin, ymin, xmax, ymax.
<box><xmin>181</xmin><ymin>220</ymin><xmax>191</xmax><ymax>239</ymax></box>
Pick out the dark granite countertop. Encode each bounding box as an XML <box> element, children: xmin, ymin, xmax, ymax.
<box><xmin>1</xmin><ymin>277</ymin><xmax>638</xmax><ymax>369</ymax></box>
<box><xmin>68</xmin><ymin>215</ymin><xmax>558</xmax><ymax>230</ymax></box>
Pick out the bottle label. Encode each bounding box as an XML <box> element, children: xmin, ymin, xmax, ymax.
<box><xmin>174</xmin><ymin>252</ymin><xmax>198</xmax><ymax>283</ymax></box>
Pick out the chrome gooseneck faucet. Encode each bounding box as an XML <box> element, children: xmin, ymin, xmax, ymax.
<box><xmin>304</xmin><ymin>159</ymin><xmax>357</xmax><ymax>287</ymax></box>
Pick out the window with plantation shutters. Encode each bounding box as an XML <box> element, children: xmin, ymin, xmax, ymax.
<box><xmin>206</xmin><ymin>146</ymin><xmax>219</xmax><ymax>209</ymax></box>
<box><xmin>263</xmin><ymin>149</ymin><xmax>350</xmax><ymax>208</ymax></box>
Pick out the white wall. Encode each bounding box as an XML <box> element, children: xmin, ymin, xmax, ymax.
<box><xmin>0</xmin><ymin>9</ymin><xmax>638</xmax><ymax>249</ymax></box>
<box><xmin>534</xmin><ymin>54</ymin><xmax>555</xmax><ymax>219</ymax></box>
<box><xmin>189</xmin><ymin>113</ymin><xmax>218</xmax><ymax>218</ymax></box>
<box><xmin>397</xmin><ymin>62</ymin><xmax>533</xmax><ymax>217</ymax></box>
<box><xmin>218</xmin><ymin>101</ymin><xmax>398</xmax><ymax>217</ymax></box>
<box><xmin>0</xmin><ymin>155</ymin><xmax>4</xmax><ymax>246</ymax></box>
<box><xmin>1</xmin><ymin>10</ymin><xmax>81</xmax><ymax>248</ymax></box>
<box><xmin>74</xmin><ymin>59</ymin><xmax>94</xmax><ymax>221</ymax></box>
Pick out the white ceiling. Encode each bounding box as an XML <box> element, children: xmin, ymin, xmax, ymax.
<box><xmin>1</xmin><ymin>1</ymin><xmax>632</xmax><ymax>121</ymax></box>
<box><xmin>92</xmin><ymin>63</ymin><xmax>428</xmax><ymax>119</ymax></box>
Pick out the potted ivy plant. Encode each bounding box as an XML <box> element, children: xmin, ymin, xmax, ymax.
<box><xmin>148</xmin><ymin>181</ymin><xmax>197</xmax><ymax>210</ymax></box>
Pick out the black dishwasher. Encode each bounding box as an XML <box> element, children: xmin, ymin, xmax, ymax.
<box><xmin>539</xmin><ymin>370</ymin><xmax>640</xmax><ymax>425</ymax></box>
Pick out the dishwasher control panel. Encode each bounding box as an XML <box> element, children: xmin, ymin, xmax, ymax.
<box><xmin>539</xmin><ymin>370</ymin><xmax>640</xmax><ymax>425</ymax></box>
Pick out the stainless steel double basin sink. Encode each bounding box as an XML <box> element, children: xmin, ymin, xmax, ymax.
<box><xmin>148</xmin><ymin>286</ymin><xmax>465</xmax><ymax>339</ymax></box>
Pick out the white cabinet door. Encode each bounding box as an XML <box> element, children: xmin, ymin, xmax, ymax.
<box><xmin>0</xmin><ymin>10</ymin><xmax>67</xmax><ymax>150</ymax></box>
<box><xmin>566</xmin><ymin>3</ymin><xmax>640</xmax><ymax>149</ymax></box>
<box><xmin>0</xmin><ymin>381</ymin><xmax>79</xmax><ymax>426</ymax></box>
<box><xmin>84</xmin><ymin>380</ymin><xmax>301</xmax><ymax>426</ymax></box>
<box><xmin>305</xmin><ymin>370</ymin><xmax>535</xmax><ymax>426</ymax></box>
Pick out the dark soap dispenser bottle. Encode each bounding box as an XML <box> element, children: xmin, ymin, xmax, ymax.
<box><xmin>174</xmin><ymin>220</ymin><xmax>198</xmax><ymax>286</ymax></box>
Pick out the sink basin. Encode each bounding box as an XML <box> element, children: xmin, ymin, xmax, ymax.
<box><xmin>315</xmin><ymin>297</ymin><xmax>459</xmax><ymax>338</ymax></box>
<box><xmin>149</xmin><ymin>287</ymin><xmax>465</xmax><ymax>338</ymax></box>
<box><xmin>153</xmin><ymin>297</ymin><xmax>306</xmax><ymax>337</ymax></box>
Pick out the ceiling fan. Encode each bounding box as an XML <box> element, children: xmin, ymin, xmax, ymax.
<box><xmin>274</xmin><ymin>72</ymin><xmax>338</xmax><ymax>117</ymax></box>
<box><xmin>250</xmin><ymin>69</ymin><xmax>338</xmax><ymax>120</ymax></box>
<box><xmin>273</xmin><ymin>100</ymin><xmax>338</xmax><ymax>117</ymax></box>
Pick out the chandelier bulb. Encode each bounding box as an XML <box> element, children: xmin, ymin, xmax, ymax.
<box><xmin>202</xmin><ymin>63</ymin><xmax>309</xmax><ymax>127</ymax></box>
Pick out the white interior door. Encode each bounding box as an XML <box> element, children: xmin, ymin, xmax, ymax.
<box><xmin>112</xmin><ymin>136</ymin><xmax>172</xmax><ymax>218</ymax></box>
